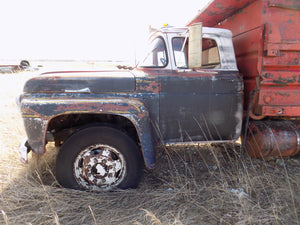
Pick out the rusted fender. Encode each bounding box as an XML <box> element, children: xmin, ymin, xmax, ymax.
<box><xmin>21</xmin><ymin>98</ymin><xmax>156</xmax><ymax>169</ymax></box>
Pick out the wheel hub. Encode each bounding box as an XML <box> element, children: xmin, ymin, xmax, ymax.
<box><xmin>94</xmin><ymin>164</ymin><xmax>106</xmax><ymax>177</ymax></box>
<box><xmin>74</xmin><ymin>144</ymin><xmax>125</xmax><ymax>190</ymax></box>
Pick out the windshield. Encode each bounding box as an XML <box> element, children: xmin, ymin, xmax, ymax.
<box><xmin>139</xmin><ymin>37</ymin><xmax>168</xmax><ymax>68</ymax></box>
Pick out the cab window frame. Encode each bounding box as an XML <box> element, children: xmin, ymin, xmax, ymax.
<box><xmin>139</xmin><ymin>36</ymin><xmax>169</xmax><ymax>68</ymax></box>
<box><xmin>172</xmin><ymin>37</ymin><xmax>188</xmax><ymax>69</ymax></box>
<box><xmin>172</xmin><ymin>36</ymin><xmax>221</xmax><ymax>70</ymax></box>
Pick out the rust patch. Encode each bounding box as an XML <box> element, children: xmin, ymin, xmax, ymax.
<box><xmin>136</xmin><ymin>76</ymin><xmax>161</xmax><ymax>94</ymax></box>
<box><xmin>246</xmin><ymin>120</ymin><xmax>300</xmax><ymax>158</ymax></box>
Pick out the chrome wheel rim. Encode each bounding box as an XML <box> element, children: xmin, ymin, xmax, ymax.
<box><xmin>73</xmin><ymin>144</ymin><xmax>126</xmax><ymax>190</ymax></box>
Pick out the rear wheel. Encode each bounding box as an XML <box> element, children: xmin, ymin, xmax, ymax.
<box><xmin>55</xmin><ymin>125</ymin><xmax>143</xmax><ymax>191</ymax></box>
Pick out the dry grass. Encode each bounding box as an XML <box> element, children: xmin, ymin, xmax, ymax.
<box><xmin>0</xmin><ymin>65</ymin><xmax>299</xmax><ymax>225</ymax></box>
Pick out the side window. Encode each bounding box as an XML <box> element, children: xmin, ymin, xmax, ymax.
<box><xmin>139</xmin><ymin>37</ymin><xmax>168</xmax><ymax>68</ymax></box>
<box><xmin>172</xmin><ymin>37</ymin><xmax>221</xmax><ymax>69</ymax></box>
<box><xmin>202</xmin><ymin>38</ymin><xmax>220</xmax><ymax>69</ymax></box>
<box><xmin>172</xmin><ymin>37</ymin><xmax>188</xmax><ymax>69</ymax></box>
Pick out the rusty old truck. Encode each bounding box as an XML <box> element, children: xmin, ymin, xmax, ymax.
<box><xmin>17</xmin><ymin>0</ymin><xmax>300</xmax><ymax>191</ymax></box>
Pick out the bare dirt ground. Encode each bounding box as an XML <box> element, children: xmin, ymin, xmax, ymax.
<box><xmin>0</xmin><ymin>64</ymin><xmax>299</xmax><ymax>225</ymax></box>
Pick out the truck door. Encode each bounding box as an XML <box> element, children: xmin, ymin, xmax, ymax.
<box><xmin>159</xmin><ymin>70</ymin><xmax>213</xmax><ymax>142</ymax></box>
<box><xmin>159</xmin><ymin>37</ymin><xmax>243</xmax><ymax>143</ymax></box>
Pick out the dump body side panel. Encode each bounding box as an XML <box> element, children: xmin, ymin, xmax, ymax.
<box><xmin>259</xmin><ymin>0</ymin><xmax>300</xmax><ymax>116</ymax></box>
<box><xmin>190</xmin><ymin>0</ymin><xmax>300</xmax><ymax>117</ymax></box>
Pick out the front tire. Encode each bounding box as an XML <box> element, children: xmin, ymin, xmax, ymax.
<box><xmin>55</xmin><ymin>125</ymin><xmax>143</xmax><ymax>191</ymax></box>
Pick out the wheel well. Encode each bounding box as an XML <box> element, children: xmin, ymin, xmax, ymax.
<box><xmin>47</xmin><ymin>113</ymin><xmax>140</xmax><ymax>146</ymax></box>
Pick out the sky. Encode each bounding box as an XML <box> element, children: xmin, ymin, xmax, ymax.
<box><xmin>0</xmin><ymin>0</ymin><xmax>211</xmax><ymax>62</ymax></box>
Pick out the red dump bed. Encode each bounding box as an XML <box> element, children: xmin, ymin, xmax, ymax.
<box><xmin>189</xmin><ymin>0</ymin><xmax>300</xmax><ymax>118</ymax></box>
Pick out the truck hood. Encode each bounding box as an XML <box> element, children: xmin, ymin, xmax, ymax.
<box><xmin>23</xmin><ymin>70</ymin><xmax>136</xmax><ymax>93</ymax></box>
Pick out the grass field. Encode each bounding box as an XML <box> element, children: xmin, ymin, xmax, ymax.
<box><xmin>0</xmin><ymin>63</ymin><xmax>299</xmax><ymax>224</ymax></box>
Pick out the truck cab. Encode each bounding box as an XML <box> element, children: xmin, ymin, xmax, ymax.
<box><xmin>137</xmin><ymin>25</ymin><xmax>243</xmax><ymax>144</ymax></box>
<box><xmin>18</xmin><ymin>24</ymin><xmax>243</xmax><ymax>191</ymax></box>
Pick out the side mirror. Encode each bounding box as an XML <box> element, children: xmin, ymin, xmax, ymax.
<box><xmin>188</xmin><ymin>23</ymin><xmax>202</xmax><ymax>69</ymax></box>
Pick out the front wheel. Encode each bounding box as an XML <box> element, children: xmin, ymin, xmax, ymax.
<box><xmin>55</xmin><ymin>126</ymin><xmax>143</xmax><ymax>191</ymax></box>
